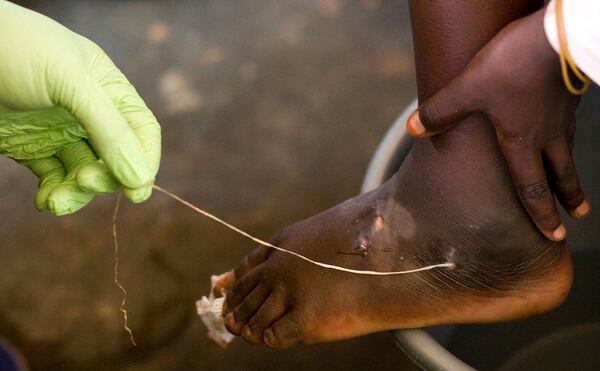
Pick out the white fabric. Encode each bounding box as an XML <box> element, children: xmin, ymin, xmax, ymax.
<box><xmin>196</xmin><ymin>275</ymin><xmax>236</xmax><ymax>347</ymax></box>
<box><xmin>545</xmin><ymin>0</ymin><xmax>600</xmax><ymax>85</ymax></box>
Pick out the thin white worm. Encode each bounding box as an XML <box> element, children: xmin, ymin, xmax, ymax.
<box><xmin>152</xmin><ymin>185</ymin><xmax>455</xmax><ymax>276</ymax></box>
<box><xmin>112</xmin><ymin>192</ymin><xmax>137</xmax><ymax>346</ymax></box>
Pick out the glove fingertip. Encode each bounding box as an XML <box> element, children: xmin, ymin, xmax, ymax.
<box><xmin>47</xmin><ymin>184</ymin><xmax>94</xmax><ymax>216</ymax></box>
<box><xmin>97</xmin><ymin>138</ymin><xmax>152</xmax><ymax>189</ymax></box>
<box><xmin>123</xmin><ymin>184</ymin><xmax>153</xmax><ymax>204</ymax></box>
<box><xmin>35</xmin><ymin>184</ymin><xmax>58</xmax><ymax>212</ymax></box>
<box><xmin>77</xmin><ymin>162</ymin><xmax>119</xmax><ymax>194</ymax></box>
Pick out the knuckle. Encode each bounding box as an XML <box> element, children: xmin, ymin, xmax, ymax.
<box><xmin>518</xmin><ymin>180</ymin><xmax>549</xmax><ymax>201</ymax></box>
<box><xmin>555</xmin><ymin>163</ymin><xmax>577</xmax><ymax>185</ymax></box>
<box><xmin>420</xmin><ymin>101</ymin><xmax>442</xmax><ymax>128</ymax></box>
<box><xmin>499</xmin><ymin>135</ymin><xmax>530</xmax><ymax>151</ymax></box>
<box><xmin>552</xmin><ymin>164</ymin><xmax>585</xmax><ymax>206</ymax></box>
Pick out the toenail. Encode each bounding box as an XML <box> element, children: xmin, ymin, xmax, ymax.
<box><xmin>573</xmin><ymin>200</ymin><xmax>591</xmax><ymax>219</ymax></box>
<box><xmin>551</xmin><ymin>224</ymin><xmax>567</xmax><ymax>241</ymax></box>
<box><xmin>373</xmin><ymin>215</ymin><xmax>384</xmax><ymax>231</ymax></box>
<box><xmin>242</xmin><ymin>326</ymin><xmax>252</xmax><ymax>338</ymax></box>
<box><xmin>264</xmin><ymin>329</ymin><xmax>277</xmax><ymax>347</ymax></box>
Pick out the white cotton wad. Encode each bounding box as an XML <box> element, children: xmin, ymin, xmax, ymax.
<box><xmin>196</xmin><ymin>275</ymin><xmax>236</xmax><ymax>347</ymax></box>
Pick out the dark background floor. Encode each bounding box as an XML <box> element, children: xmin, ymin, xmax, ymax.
<box><xmin>0</xmin><ymin>0</ymin><xmax>417</xmax><ymax>370</ymax></box>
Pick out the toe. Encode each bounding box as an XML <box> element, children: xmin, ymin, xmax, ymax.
<box><xmin>263</xmin><ymin>310</ymin><xmax>303</xmax><ymax>348</ymax></box>
<box><xmin>225</xmin><ymin>284</ymin><xmax>269</xmax><ymax>335</ymax></box>
<box><xmin>225</xmin><ymin>268</ymin><xmax>262</xmax><ymax>311</ymax></box>
<box><xmin>241</xmin><ymin>288</ymin><xmax>288</xmax><ymax>344</ymax></box>
<box><xmin>233</xmin><ymin>246</ymin><xmax>272</xmax><ymax>281</ymax></box>
<box><xmin>213</xmin><ymin>271</ymin><xmax>235</xmax><ymax>297</ymax></box>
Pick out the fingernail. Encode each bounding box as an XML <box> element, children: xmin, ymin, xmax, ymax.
<box><xmin>124</xmin><ymin>185</ymin><xmax>153</xmax><ymax>203</ymax></box>
<box><xmin>407</xmin><ymin>111</ymin><xmax>426</xmax><ymax>136</ymax></box>
<box><xmin>573</xmin><ymin>200</ymin><xmax>591</xmax><ymax>219</ymax></box>
<box><xmin>551</xmin><ymin>224</ymin><xmax>567</xmax><ymax>241</ymax></box>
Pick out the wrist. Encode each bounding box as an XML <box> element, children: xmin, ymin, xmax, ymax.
<box><xmin>543</xmin><ymin>1</ymin><xmax>562</xmax><ymax>59</ymax></box>
<box><xmin>527</xmin><ymin>8</ymin><xmax>563</xmax><ymax>83</ymax></box>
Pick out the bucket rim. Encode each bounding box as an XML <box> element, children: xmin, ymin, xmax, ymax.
<box><xmin>360</xmin><ymin>98</ymin><xmax>475</xmax><ymax>371</ymax></box>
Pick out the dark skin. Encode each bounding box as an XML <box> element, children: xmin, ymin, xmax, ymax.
<box><xmin>215</xmin><ymin>0</ymin><xmax>573</xmax><ymax>348</ymax></box>
<box><xmin>407</xmin><ymin>6</ymin><xmax>589</xmax><ymax>241</ymax></box>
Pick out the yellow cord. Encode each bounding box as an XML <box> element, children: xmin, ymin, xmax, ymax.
<box><xmin>556</xmin><ymin>0</ymin><xmax>591</xmax><ymax>95</ymax></box>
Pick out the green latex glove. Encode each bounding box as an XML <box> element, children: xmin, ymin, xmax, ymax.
<box><xmin>0</xmin><ymin>1</ymin><xmax>161</xmax><ymax>215</ymax></box>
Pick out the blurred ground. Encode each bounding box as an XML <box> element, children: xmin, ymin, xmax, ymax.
<box><xmin>0</xmin><ymin>0</ymin><xmax>417</xmax><ymax>370</ymax></box>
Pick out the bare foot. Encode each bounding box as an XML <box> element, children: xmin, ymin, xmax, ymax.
<box><xmin>219</xmin><ymin>117</ymin><xmax>573</xmax><ymax>347</ymax></box>
<box><xmin>220</xmin><ymin>0</ymin><xmax>575</xmax><ymax>349</ymax></box>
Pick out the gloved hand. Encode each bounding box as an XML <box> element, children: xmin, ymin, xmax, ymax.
<box><xmin>406</xmin><ymin>8</ymin><xmax>588</xmax><ymax>241</ymax></box>
<box><xmin>0</xmin><ymin>1</ymin><xmax>161</xmax><ymax>215</ymax></box>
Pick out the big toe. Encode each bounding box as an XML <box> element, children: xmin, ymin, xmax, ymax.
<box><xmin>213</xmin><ymin>270</ymin><xmax>235</xmax><ymax>297</ymax></box>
